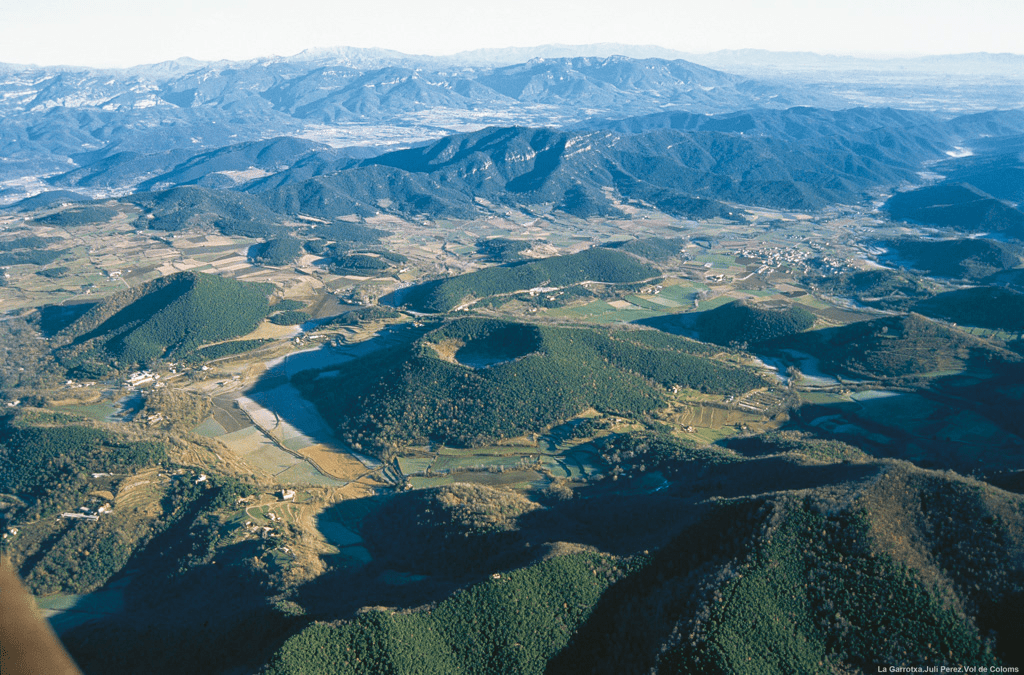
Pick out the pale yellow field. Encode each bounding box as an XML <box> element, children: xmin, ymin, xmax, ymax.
<box><xmin>290</xmin><ymin>444</ymin><xmax>377</xmax><ymax>482</ymax></box>
<box><xmin>242</xmin><ymin>322</ymin><xmax>303</xmax><ymax>340</ymax></box>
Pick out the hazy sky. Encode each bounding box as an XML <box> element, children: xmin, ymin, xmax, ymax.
<box><xmin>1</xmin><ymin>0</ymin><xmax>1021</xmax><ymax>67</ymax></box>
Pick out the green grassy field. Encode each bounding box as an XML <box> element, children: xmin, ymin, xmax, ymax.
<box><xmin>543</xmin><ymin>300</ymin><xmax>661</xmax><ymax>323</ymax></box>
<box><xmin>409</xmin><ymin>470</ymin><xmax>544</xmax><ymax>490</ymax></box>
<box><xmin>53</xmin><ymin>401</ymin><xmax>122</xmax><ymax>422</ymax></box>
<box><xmin>625</xmin><ymin>295</ymin><xmax>670</xmax><ymax>310</ymax></box>
<box><xmin>432</xmin><ymin>454</ymin><xmax>529</xmax><ymax>472</ymax></box>
<box><xmin>691</xmin><ymin>294</ymin><xmax>734</xmax><ymax>312</ymax></box>
<box><xmin>657</xmin><ymin>282</ymin><xmax>704</xmax><ymax>305</ymax></box>
<box><xmin>693</xmin><ymin>253</ymin><xmax>737</xmax><ymax>268</ymax></box>
<box><xmin>397</xmin><ymin>457</ymin><xmax>434</xmax><ymax>474</ymax></box>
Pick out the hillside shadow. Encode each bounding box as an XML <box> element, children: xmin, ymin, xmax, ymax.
<box><xmin>37</xmin><ymin>301</ymin><xmax>98</xmax><ymax>337</ymax></box>
<box><xmin>676</xmin><ymin>455</ymin><xmax>881</xmax><ymax>499</ymax></box>
<box><xmin>291</xmin><ymin>453</ymin><xmax>882</xmax><ymax>623</ymax></box>
<box><xmin>543</xmin><ymin>500</ymin><xmax>764</xmax><ymax>675</ymax></box>
<box><xmin>252</xmin><ymin>320</ymin><xmax>427</xmax><ymax>386</ymax></box>
<box><xmin>506</xmin><ymin>134</ymin><xmax>568</xmax><ymax>193</ymax></box>
<box><xmin>632</xmin><ymin>311</ymin><xmax>699</xmax><ymax>338</ymax></box>
<box><xmin>68</xmin><ymin>277</ymin><xmax>191</xmax><ymax>349</ymax></box>
<box><xmin>378</xmin><ymin>277</ymin><xmax>440</xmax><ymax>309</ymax></box>
<box><xmin>780</xmin><ymin>375</ymin><xmax>1024</xmax><ymax>475</ymax></box>
<box><xmin>293</xmin><ymin>557</ymin><xmax>465</xmax><ymax>618</ymax></box>
<box><xmin>61</xmin><ymin>543</ymin><xmax>302</xmax><ymax>675</ymax></box>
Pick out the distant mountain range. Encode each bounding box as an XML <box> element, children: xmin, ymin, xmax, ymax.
<box><xmin>9</xmin><ymin>105</ymin><xmax>1020</xmax><ymax>234</ymax></box>
<box><xmin>2</xmin><ymin>47</ymin><xmax>1021</xmax><ymax>208</ymax></box>
<box><xmin>145</xmin><ymin>108</ymin><xmax>1024</xmax><ymax>225</ymax></box>
<box><xmin>6</xmin><ymin>44</ymin><xmax>1019</xmax><ymax>76</ymax></box>
<box><xmin>0</xmin><ymin>53</ymin><xmax>819</xmax><ymax>196</ymax></box>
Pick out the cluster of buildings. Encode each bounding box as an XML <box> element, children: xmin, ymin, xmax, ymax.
<box><xmin>242</xmin><ymin>519</ymin><xmax>280</xmax><ymax>540</ymax></box>
<box><xmin>60</xmin><ymin>503</ymin><xmax>112</xmax><ymax>521</ymax></box>
<box><xmin>124</xmin><ymin>370</ymin><xmax>159</xmax><ymax>388</ymax></box>
<box><xmin>737</xmin><ymin>244</ymin><xmax>814</xmax><ymax>274</ymax></box>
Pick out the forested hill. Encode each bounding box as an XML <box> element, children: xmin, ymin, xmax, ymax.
<box><xmin>342</xmin><ymin>112</ymin><xmax>958</xmax><ymax>217</ymax></box>
<box><xmin>766</xmin><ymin>313</ymin><xmax>1022</xmax><ymax>380</ymax></box>
<box><xmin>294</xmin><ymin>318</ymin><xmax>767</xmax><ymax>456</ymax></box>
<box><xmin>885</xmin><ymin>182</ymin><xmax>1024</xmax><ymax>239</ymax></box>
<box><xmin>54</xmin><ymin>271</ymin><xmax>273</xmax><ymax>370</ymax></box>
<box><xmin>691</xmin><ymin>299</ymin><xmax>816</xmax><ymax>347</ymax></box>
<box><xmin>880</xmin><ymin>237</ymin><xmax>1023</xmax><ymax>280</ymax></box>
<box><xmin>262</xmin><ymin>461</ymin><xmax>1024</xmax><ymax>675</ymax></box>
<box><xmin>913</xmin><ymin>286</ymin><xmax>1024</xmax><ymax>332</ymax></box>
<box><xmin>395</xmin><ymin>248</ymin><xmax>660</xmax><ymax>313</ymax></box>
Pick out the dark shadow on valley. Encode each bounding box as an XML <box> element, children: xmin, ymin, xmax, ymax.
<box><xmin>290</xmin><ymin>454</ymin><xmax>881</xmax><ymax>622</ymax></box>
<box><xmin>774</xmin><ymin>367</ymin><xmax>1024</xmax><ymax>478</ymax></box>
<box><xmin>61</xmin><ymin>546</ymin><xmax>304</xmax><ymax>675</ymax></box>
<box><xmin>36</xmin><ymin>301</ymin><xmax>99</xmax><ymax>336</ymax></box>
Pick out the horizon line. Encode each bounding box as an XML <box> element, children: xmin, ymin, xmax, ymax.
<box><xmin>3</xmin><ymin>43</ymin><xmax>1023</xmax><ymax>71</ymax></box>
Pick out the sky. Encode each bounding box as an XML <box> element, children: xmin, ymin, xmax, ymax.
<box><xmin>1</xmin><ymin>0</ymin><xmax>1022</xmax><ymax>68</ymax></box>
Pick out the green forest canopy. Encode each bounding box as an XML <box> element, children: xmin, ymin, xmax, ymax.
<box><xmin>57</xmin><ymin>271</ymin><xmax>273</xmax><ymax>367</ymax></box>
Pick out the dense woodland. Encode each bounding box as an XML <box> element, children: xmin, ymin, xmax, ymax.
<box><xmin>0</xmin><ymin>316</ymin><xmax>63</xmax><ymax>393</ymax></box>
<box><xmin>126</xmin><ymin>187</ymin><xmax>286</xmax><ymax>239</ymax></box>
<box><xmin>664</xmin><ymin>499</ymin><xmax>1002</xmax><ymax>673</ymax></box>
<box><xmin>303</xmin><ymin>221</ymin><xmax>387</xmax><ymax>244</ymax></box>
<box><xmin>0</xmin><ymin>413</ymin><xmax>166</xmax><ymax>595</ymax></box>
<box><xmin>255</xmin><ymin>463</ymin><xmax>1024</xmax><ymax>674</ymax></box>
<box><xmin>913</xmin><ymin>286</ymin><xmax>1024</xmax><ymax>332</ymax></box>
<box><xmin>265</xmin><ymin>553</ymin><xmax>620</xmax><ymax>675</ymax></box>
<box><xmin>0</xmin><ymin>248</ymin><xmax>64</xmax><ymax>266</ymax></box>
<box><xmin>727</xmin><ymin>430</ymin><xmax>869</xmax><ymax>463</ymax></box>
<box><xmin>0</xmin><ymin>407</ymin><xmax>258</xmax><ymax>597</ymax></box>
<box><xmin>268</xmin><ymin>310</ymin><xmax>312</xmax><ymax>325</ymax></box>
<box><xmin>327</xmin><ymin>253</ymin><xmax>395</xmax><ymax>275</ymax></box>
<box><xmin>361</xmin><ymin>484</ymin><xmax>542</xmax><ymax>576</ymax></box>
<box><xmin>187</xmin><ymin>338</ymin><xmax>270</xmax><ymax>363</ymax></box>
<box><xmin>248</xmin><ymin>236</ymin><xmax>304</xmax><ymax>266</ymax></box>
<box><xmin>0</xmin><ymin>235</ymin><xmax>60</xmax><ymax>251</ymax></box>
<box><xmin>809</xmin><ymin>268</ymin><xmax>933</xmax><ymax>311</ymax></box>
<box><xmin>0</xmin><ymin>416</ymin><xmax>165</xmax><ymax>521</ymax></box>
<box><xmin>30</xmin><ymin>205</ymin><xmax>119</xmax><ymax>228</ymax></box>
<box><xmin>882</xmin><ymin>237</ymin><xmax>1023</xmax><ymax>280</ymax></box>
<box><xmin>885</xmin><ymin>182</ymin><xmax>1024</xmax><ymax>237</ymax></box>
<box><xmin>692</xmin><ymin>299</ymin><xmax>816</xmax><ymax>347</ymax></box>
<box><xmin>602</xmin><ymin>237</ymin><xmax>688</xmax><ymax>262</ymax></box>
<box><xmin>476</xmin><ymin>237</ymin><xmax>532</xmax><ymax>262</ymax></box>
